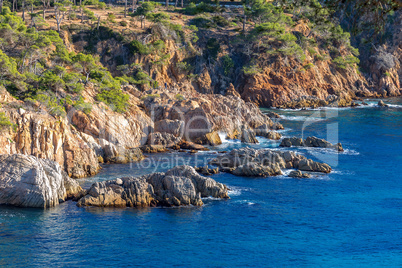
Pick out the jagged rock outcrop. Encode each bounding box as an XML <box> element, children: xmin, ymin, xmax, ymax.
<box><xmin>225</xmin><ymin>83</ymin><xmax>241</xmax><ymax>98</ymax></box>
<box><xmin>241</xmin><ymin>128</ymin><xmax>259</xmax><ymax>143</ymax></box>
<box><xmin>280</xmin><ymin>136</ymin><xmax>344</xmax><ymax>152</ymax></box>
<box><xmin>378</xmin><ymin>100</ymin><xmax>389</xmax><ymax>107</ymax></box>
<box><xmin>0</xmin><ymin>154</ymin><xmax>82</xmax><ymax>208</ymax></box>
<box><xmin>77</xmin><ymin>166</ymin><xmax>229</xmax><ymax>207</ymax></box>
<box><xmin>209</xmin><ymin>147</ymin><xmax>331</xmax><ymax>176</ymax></box>
<box><xmin>140</xmin><ymin>88</ymin><xmax>275</xmax><ymax>144</ymax></box>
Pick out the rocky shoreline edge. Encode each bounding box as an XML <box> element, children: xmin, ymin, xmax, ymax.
<box><xmin>0</xmin><ymin>134</ymin><xmax>340</xmax><ymax>208</ymax></box>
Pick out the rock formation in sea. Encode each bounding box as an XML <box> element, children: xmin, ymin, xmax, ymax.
<box><xmin>280</xmin><ymin>136</ymin><xmax>344</xmax><ymax>152</ymax></box>
<box><xmin>77</xmin><ymin>166</ymin><xmax>229</xmax><ymax>207</ymax></box>
<box><xmin>0</xmin><ymin>154</ymin><xmax>83</xmax><ymax>208</ymax></box>
<box><xmin>209</xmin><ymin>148</ymin><xmax>332</xmax><ymax>177</ymax></box>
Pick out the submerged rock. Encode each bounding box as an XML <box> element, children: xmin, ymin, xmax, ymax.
<box><xmin>0</xmin><ymin>154</ymin><xmax>82</xmax><ymax>208</ymax></box>
<box><xmin>288</xmin><ymin>170</ymin><xmax>311</xmax><ymax>178</ymax></box>
<box><xmin>209</xmin><ymin>148</ymin><xmax>331</xmax><ymax>177</ymax></box>
<box><xmin>77</xmin><ymin>166</ymin><xmax>229</xmax><ymax>208</ymax></box>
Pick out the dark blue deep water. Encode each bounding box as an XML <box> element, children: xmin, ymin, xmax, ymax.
<box><xmin>1</xmin><ymin>98</ymin><xmax>401</xmax><ymax>267</ymax></box>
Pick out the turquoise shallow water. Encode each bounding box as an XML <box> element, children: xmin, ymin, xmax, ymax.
<box><xmin>0</xmin><ymin>98</ymin><xmax>401</xmax><ymax>267</ymax></box>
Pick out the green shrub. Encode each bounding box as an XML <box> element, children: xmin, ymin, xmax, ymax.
<box><xmin>190</xmin><ymin>16</ymin><xmax>214</xmax><ymax>29</ymax></box>
<box><xmin>221</xmin><ymin>55</ymin><xmax>234</xmax><ymax>76</ymax></box>
<box><xmin>73</xmin><ymin>96</ymin><xmax>92</xmax><ymax>115</ymax></box>
<box><xmin>303</xmin><ymin>63</ymin><xmax>314</xmax><ymax>70</ymax></box>
<box><xmin>177</xmin><ymin>61</ymin><xmax>192</xmax><ymax>72</ymax></box>
<box><xmin>120</xmin><ymin>21</ymin><xmax>128</xmax><ymax>27</ymax></box>
<box><xmin>0</xmin><ymin>112</ymin><xmax>12</xmax><ymax>130</ymax></box>
<box><xmin>175</xmin><ymin>94</ymin><xmax>185</xmax><ymax>101</ymax></box>
<box><xmin>146</xmin><ymin>12</ymin><xmax>170</xmax><ymax>23</ymax></box>
<box><xmin>212</xmin><ymin>16</ymin><xmax>230</xmax><ymax>27</ymax></box>
<box><xmin>96</xmin><ymin>89</ymin><xmax>129</xmax><ymax>113</ymax></box>
<box><xmin>332</xmin><ymin>56</ymin><xmax>360</xmax><ymax>69</ymax></box>
<box><xmin>184</xmin><ymin>2</ymin><xmax>215</xmax><ymax>15</ymax></box>
<box><xmin>97</xmin><ymin>2</ymin><xmax>106</xmax><ymax>9</ymax></box>
<box><xmin>141</xmin><ymin>94</ymin><xmax>160</xmax><ymax>100</ymax></box>
<box><xmin>129</xmin><ymin>40</ymin><xmax>150</xmax><ymax>55</ymax></box>
<box><xmin>205</xmin><ymin>38</ymin><xmax>221</xmax><ymax>60</ymax></box>
<box><xmin>242</xmin><ymin>64</ymin><xmax>262</xmax><ymax>75</ymax></box>
<box><xmin>35</xmin><ymin>93</ymin><xmax>66</xmax><ymax>117</ymax></box>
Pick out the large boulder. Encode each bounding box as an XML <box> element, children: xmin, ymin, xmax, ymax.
<box><xmin>0</xmin><ymin>154</ymin><xmax>82</xmax><ymax>208</ymax></box>
<box><xmin>194</xmin><ymin>131</ymin><xmax>222</xmax><ymax>146</ymax></box>
<box><xmin>77</xmin><ymin>166</ymin><xmax>229</xmax><ymax>207</ymax></box>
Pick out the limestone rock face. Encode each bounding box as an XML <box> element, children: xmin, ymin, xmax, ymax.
<box><xmin>154</xmin><ymin>119</ymin><xmax>184</xmax><ymax>137</ymax></box>
<box><xmin>0</xmin><ymin>111</ymin><xmax>100</xmax><ymax>178</ymax></box>
<box><xmin>210</xmin><ymin>148</ymin><xmax>331</xmax><ymax>177</ymax></box>
<box><xmin>77</xmin><ymin>166</ymin><xmax>229</xmax><ymax>207</ymax></box>
<box><xmin>0</xmin><ymin>154</ymin><xmax>82</xmax><ymax>208</ymax></box>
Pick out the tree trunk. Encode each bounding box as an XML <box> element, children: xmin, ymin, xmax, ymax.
<box><xmin>0</xmin><ymin>0</ymin><xmax>3</xmax><ymax>15</ymax></box>
<box><xmin>97</xmin><ymin>16</ymin><xmax>100</xmax><ymax>30</ymax></box>
<box><xmin>22</xmin><ymin>1</ymin><xmax>26</xmax><ymax>21</ymax></box>
<box><xmin>43</xmin><ymin>1</ymin><xmax>46</xmax><ymax>19</ymax></box>
<box><xmin>175</xmin><ymin>0</ymin><xmax>178</xmax><ymax>8</ymax></box>
<box><xmin>243</xmin><ymin>8</ymin><xmax>246</xmax><ymax>33</ymax></box>
<box><xmin>124</xmin><ymin>0</ymin><xmax>127</xmax><ymax>17</ymax></box>
<box><xmin>165</xmin><ymin>0</ymin><xmax>168</xmax><ymax>9</ymax></box>
<box><xmin>81</xmin><ymin>6</ymin><xmax>83</xmax><ymax>23</ymax></box>
<box><xmin>132</xmin><ymin>0</ymin><xmax>135</xmax><ymax>12</ymax></box>
<box><xmin>181</xmin><ymin>0</ymin><xmax>183</xmax><ymax>8</ymax></box>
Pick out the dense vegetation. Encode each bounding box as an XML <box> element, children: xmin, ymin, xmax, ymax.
<box><xmin>0</xmin><ymin>0</ymin><xmax>397</xmax><ymax>114</ymax></box>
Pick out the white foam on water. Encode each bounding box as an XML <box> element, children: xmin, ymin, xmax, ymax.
<box><xmin>202</xmin><ymin>197</ymin><xmax>223</xmax><ymax>201</ymax></box>
<box><xmin>228</xmin><ymin>188</ymin><xmax>242</xmax><ymax>196</ymax></box>
<box><xmin>218</xmin><ymin>132</ymin><xmax>228</xmax><ymax>143</ymax></box>
<box><xmin>280</xmin><ymin>115</ymin><xmax>325</xmax><ymax>121</ymax></box>
<box><xmin>387</xmin><ymin>104</ymin><xmax>402</xmax><ymax>108</ymax></box>
<box><xmin>341</xmin><ymin>149</ymin><xmax>360</xmax><ymax>155</ymax></box>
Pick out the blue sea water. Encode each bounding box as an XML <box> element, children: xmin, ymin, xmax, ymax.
<box><xmin>0</xmin><ymin>98</ymin><xmax>401</xmax><ymax>267</ymax></box>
